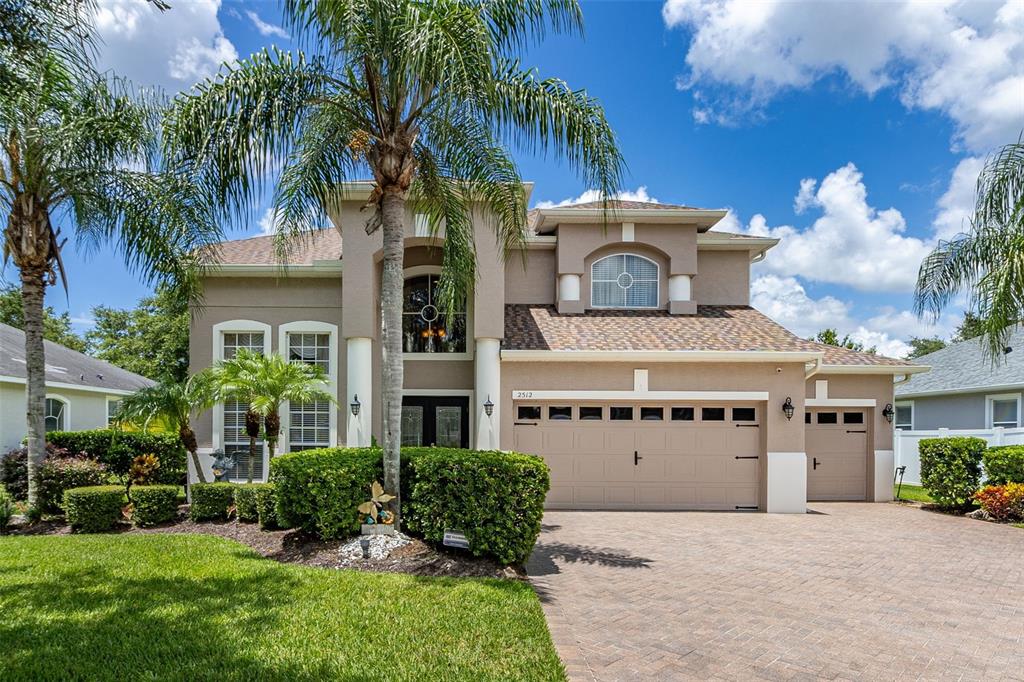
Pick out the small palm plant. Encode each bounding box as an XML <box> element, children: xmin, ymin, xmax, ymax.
<box><xmin>116</xmin><ymin>371</ymin><xmax>219</xmax><ymax>485</ymax></box>
<box><xmin>215</xmin><ymin>350</ymin><xmax>335</xmax><ymax>481</ymax></box>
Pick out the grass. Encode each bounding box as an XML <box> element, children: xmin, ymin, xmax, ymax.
<box><xmin>894</xmin><ymin>484</ymin><xmax>933</xmax><ymax>503</ymax></box>
<box><xmin>0</xmin><ymin>534</ymin><xmax>564</xmax><ymax>681</ymax></box>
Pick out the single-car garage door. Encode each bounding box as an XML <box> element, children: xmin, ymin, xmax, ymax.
<box><xmin>512</xmin><ymin>402</ymin><xmax>762</xmax><ymax>510</ymax></box>
<box><xmin>806</xmin><ymin>408</ymin><xmax>868</xmax><ymax>501</ymax></box>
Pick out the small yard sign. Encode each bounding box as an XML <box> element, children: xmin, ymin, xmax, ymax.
<box><xmin>443</xmin><ymin>529</ymin><xmax>470</xmax><ymax>549</ymax></box>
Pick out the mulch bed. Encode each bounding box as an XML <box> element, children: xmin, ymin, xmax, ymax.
<box><xmin>6</xmin><ymin>509</ymin><xmax>521</xmax><ymax>580</ymax></box>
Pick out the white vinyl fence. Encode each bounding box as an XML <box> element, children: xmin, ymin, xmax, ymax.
<box><xmin>894</xmin><ymin>427</ymin><xmax>1024</xmax><ymax>485</ymax></box>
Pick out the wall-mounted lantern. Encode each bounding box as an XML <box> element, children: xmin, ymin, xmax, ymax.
<box><xmin>484</xmin><ymin>395</ymin><xmax>494</xmax><ymax>418</ymax></box>
<box><xmin>350</xmin><ymin>394</ymin><xmax>361</xmax><ymax>417</ymax></box>
<box><xmin>882</xmin><ymin>403</ymin><xmax>894</xmax><ymax>424</ymax></box>
<box><xmin>782</xmin><ymin>397</ymin><xmax>795</xmax><ymax>421</ymax></box>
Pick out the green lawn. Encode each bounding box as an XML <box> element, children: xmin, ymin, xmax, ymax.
<box><xmin>0</xmin><ymin>534</ymin><xmax>564</xmax><ymax>681</ymax></box>
<box><xmin>894</xmin><ymin>483</ymin><xmax>933</xmax><ymax>503</ymax></box>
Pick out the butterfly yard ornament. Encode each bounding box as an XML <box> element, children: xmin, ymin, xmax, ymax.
<box><xmin>359</xmin><ymin>481</ymin><xmax>396</xmax><ymax>535</ymax></box>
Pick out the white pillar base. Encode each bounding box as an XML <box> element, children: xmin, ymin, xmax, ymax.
<box><xmin>767</xmin><ymin>452</ymin><xmax>807</xmax><ymax>513</ymax></box>
<box><xmin>475</xmin><ymin>338</ymin><xmax>501</xmax><ymax>450</ymax></box>
<box><xmin>346</xmin><ymin>337</ymin><xmax>372</xmax><ymax>447</ymax></box>
<box><xmin>874</xmin><ymin>450</ymin><xmax>894</xmax><ymax>502</ymax></box>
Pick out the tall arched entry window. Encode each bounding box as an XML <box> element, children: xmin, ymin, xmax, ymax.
<box><xmin>402</xmin><ymin>274</ymin><xmax>467</xmax><ymax>353</ymax></box>
<box><xmin>591</xmin><ymin>254</ymin><xmax>659</xmax><ymax>308</ymax></box>
<box><xmin>45</xmin><ymin>398</ymin><xmax>66</xmax><ymax>432</ymax></box>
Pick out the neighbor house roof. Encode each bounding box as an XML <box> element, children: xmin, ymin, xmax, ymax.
<box><xmin>203</xmin><ymin>229</ymin><xmax>342</xmax><ymax>266</ymax></box>
<box><xmin>503</xmin><ymin>305</ymin><xmax>916</xmax><ymax>367</ymax></box>
<box><xmin>896</xmin><ymin>327</ymin><xmax>1024</xmax><ymax>397</ymax></box>
<box><xmin>0</xmin><ymin>323</ymin><xmax>153</xmax><ymax>394</ymax></box>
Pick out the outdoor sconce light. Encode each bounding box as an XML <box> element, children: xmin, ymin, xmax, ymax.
<box><xmin>782</xmin><ymin>397</ymin><xmax>795</xmax><ymax>421</ymax></box>
<box><xmin>350</xmin><ymin>395</ymin><xmax>361</xmax><ymax>417</ymax></box>
<box><xmin>484</xmin><ymin>395</ymin><xmax>494</xmax><ymax>418</ymax></box>
<box><xmin>883</xmin><ymin>403</ymin><xmax>894</xmax><ymax>423</ymax></box>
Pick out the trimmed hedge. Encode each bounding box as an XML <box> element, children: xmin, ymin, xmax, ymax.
<box><xmin>132</xmin><ymin>485</ymin><xmax>180</xmax><ymax>527</ymax></box>
<box><xmin>254</xmin><ymin>484</ymin><xmax>280</xmax><ymax>530</ymax></box>
<box><xmin>36</xmin><ymin>457</ymin><xmax>108</xmax><ymax>515</ymax></box>
<box><xmin>983</xmin><ymin>446</ymin><xmax>1024</xmax><ymax>485</ymax></box>
<box><xmin>235</xmin><ymin>483</ymin><xmax>273</xmax><ymax>523</ymax></box>
<box><xmin>919</xmin><ymin>436</ymin><xmax>986</xmax><ymax>509</ymax></box>
<box><xmin>64</xmin><ymin>486</ymin><xmax>125</xmax><ymax>532</ymax></box>
<box><xmin>271</xmin><ymin>448</ymin><xmax>382</xmax><ymax>538</ymax></box>
<box><xmin>271</xmin><ymin>447</ymin><xmax>550</xmax><ymax>564</ymax></box>
<box><xmin>403</xmin><ymin>448</ymin><xmax>550</xmax><ymax>565</ymax></box>
<box><xmin>190</xmin><ymin>482</ymin><xmax>237</xmax><ymax>521</ymax></box>
<box><xmin>1</xmin><ymin>447</ymin><xmax>29</xmax><ymax>500</ymax></box>
<box><xmin>0</xmin><ymin>489</ymin><xmax>13</xmax><ymax>533</ymax></box>
<box><xmin>47</xmin><ymin>430</ymin><xmax>186</xmax><ymax>485</ymax></box>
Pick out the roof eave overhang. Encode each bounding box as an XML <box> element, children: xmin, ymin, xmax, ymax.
<box><xmin>819</xmin><ymin>364</ymin><xmax>931</xmax><ymax>376</ymax></box>
<box><xmin>334</xmin><ymin>181</ymin><xmax>535</xmax><ymax>204</ymax></box>
<box><xmin>0</xmin><ymin>375</ymin><xmax>144</xmax><ymax>396</ymax></box>
<box><xmin>536</xmin><ymin>208</ymin><xmax>728</xmax><ymax>232</ymax></box>
<box><xmin>203</xmin><ymin>261</ymin><xmax>344</xmax><ymax>278</ymax></box>
<box><xmin>501</xmin><ymin>350</ymin><xmax>823</xmax><ymax>363</ymax></box>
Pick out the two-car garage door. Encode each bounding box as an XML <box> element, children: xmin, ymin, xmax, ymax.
<box><xmin>512</xmin><ymin>403</ymin><xmax>762</xmax><ymax>510</ymax></box>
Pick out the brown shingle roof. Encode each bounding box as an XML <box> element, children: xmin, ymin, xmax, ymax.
<box><xmin>503</xmin><ymin>305</ymin><xmax>912</xmax><ymax>366</ymax></box>
<box><xmin>204</xmin><ymin>229</ymin><xmax>341</xmax><ymax>265</ymax></box>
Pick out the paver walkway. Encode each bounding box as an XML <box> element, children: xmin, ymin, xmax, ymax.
<box><xmin>527</xmin><ymin>503</ymin><xmax>1024</xmax><ymax>681</ymax></box>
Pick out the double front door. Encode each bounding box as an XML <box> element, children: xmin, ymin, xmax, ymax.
<box><xmin>401</xmin><ymin>396</ymin><xmax>470</xmax><ymax>448</ymax></box>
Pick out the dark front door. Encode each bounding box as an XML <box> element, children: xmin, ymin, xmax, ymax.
<box><xmin>401</xmin><ymin>396</ymin><xmax>470</xmax><ymax>448</ymax></box>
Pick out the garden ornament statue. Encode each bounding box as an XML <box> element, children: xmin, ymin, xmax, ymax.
<box><xmin>210</xmin><ymin>450</ymin><xmax>237</xmax><ymax>482</ymax></box>
<box><xmin>358</xmin><ymin>481</ymin><xmax>396</xmax><ymax>525</ymax></box>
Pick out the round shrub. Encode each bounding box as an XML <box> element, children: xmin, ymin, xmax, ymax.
<box><xmin>973</xmin><ymin>483</ymin><xmax>1024</xmax><ymax>522</ymax></box>
<box><xmin>271</xmin><ymin>448</ymin><xmax>382</xmax><ymax>537</ymax></box>
<box><xmin>982</xmin><ymin>446</ymin><xmax>1024</xmax><ymax>485</ymax></box>
<box><xmin>190</xmin><ymin>482</ymin><xmax>238</xmax><ymax>521</ymax></box>
<box><xmin>919</xmin><ymin>436</ymin><xmax>986</xmax><ymax>509</ymax></box>
<box><xmin>403</xmin><ymin>448</ymin><xmax>550</xmax><ymax>565</ymax></box>
<box><xmin>64</xmin><ymin>486</ymin><xmax>125</xmax><ymax>533</ymax></box>
<box><xmin>132</xmin><ymin>485</ymin><xmax>180</xmax><ymax>527</ymax></box>
<box><xmin>234</xmin><ymin>483</ymin><xmax>273</xmax><ymax>523</ymax></box>
<box><xmin>36</xmin><ymin>456</ymin><xmax>108</xmax><ymax>515</ymax></box>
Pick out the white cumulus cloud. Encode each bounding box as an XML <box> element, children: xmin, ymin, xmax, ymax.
<box><xmin>93</xmin><ymin>0</ymin><xmax>237</xmax><ymax>91</ymax></box>
<box><xmin>533</xmin><ymin>186</ymin><xmax>661</xmax><ymax>209</ymax></box>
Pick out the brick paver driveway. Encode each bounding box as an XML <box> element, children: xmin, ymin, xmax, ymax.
<box><xmin>527</xmin><ymin>503</ymin><xmax>1024</xmax><ymax>681</ymax></box>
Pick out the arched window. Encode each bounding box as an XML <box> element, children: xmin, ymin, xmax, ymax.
<box><xmin>403</xmin><ymin>274</ymin><xmax>467</xmax><ymax>353</ymax></box>
<box><xmin>45</xmin><ymin>398</ymin><xmax>66</xmax><ymax>432</ymax></box>
<box><xmin>591</xmin><ymin>254</ymin><xmax>659</xmax><ymax>308</ymax></box>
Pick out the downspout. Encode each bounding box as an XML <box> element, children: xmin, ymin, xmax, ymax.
<box><xmin>893</xmin><ymin>373</ymin><xmax>912</xmax><ymax>386</ymax></box>
<box><xmin>804</xmin><ymin>357</ymin><xmax>823</xmax><ymax>379</ymax></box>
<box><xmin>751</xmin><ymin>249</ymin><xmax>768</xmax><ymax>263</ymax></box>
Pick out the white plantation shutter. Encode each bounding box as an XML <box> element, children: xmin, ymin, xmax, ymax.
<box><xmin>591</xmin><ymin>254</ymin><xmax>659</xmax><ymax>308</ymax></box>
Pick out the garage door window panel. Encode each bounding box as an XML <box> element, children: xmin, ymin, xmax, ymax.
<box><xmin>732</xmin><ymin>407</ymin><xmax>756</xmax><ymax>422</ymax></box>
<box><xmin>517</xmin><ymin>405</ymin><xmax>541</xmax><ymax>420</ymax></box>
<box><xmin>843</xmin><ymin>412</ymin><xmax>864</xmax><ymax>424</ymax></box>
<box><xmin>548</xmin><ymin>406</ymin><xmax>572</xmax><ymax>420</ymax></box>
<box><xmin>671</xmin><ymin>407</ymin><xmax>694</xmax><ymax>421</ymax></box>
<box><xmin>701</xmin><ymin>407</ymin><xmax>725</xmax><ymax>422</ymax></box>
<box><xmin>610</xmin><ymin>406</ymin><xmax>634</xmax><ymax>421</ymax></box>
<box><xmin>579</xmin><ymin>406</ymin><xmax>603</xmax><ymax>421</ymax></box>
<box><xmin>817</xmin><ymin>412</ymin><xmax>838</xmax><ymax>424</ymax></box>
<box><xmin>640</xmin><ymin>407</ymin><xmax>664</xmax><ymax>421</ymax></box>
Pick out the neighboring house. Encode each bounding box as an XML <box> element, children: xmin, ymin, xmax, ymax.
<box><xmin>0</xmin><ymin>322</ymin><xmax>154</xmax><ymax>452</ymax></box>
<box><xmin>895</xmin><ymin>328</ymin><xmax>1024</xmax><ymax>431</ymax></box>
<box><xmin>190</xmin><ymin>184</ymin><xmax>928</xmax><ymax>513</ymax></box>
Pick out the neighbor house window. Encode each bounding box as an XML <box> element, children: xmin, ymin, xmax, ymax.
<box><xmin>106</xmin><ymin>399</ymin><xmax>121</xmax><ymax>427</ymax></box>
<box><xmin>895</xmin><ymin>402</ymin><xmax>913</xmax><ymax>430</ymax></box>
<box><xmin>222</xmin><ymin>331</ymin><xmax>265</xmax><ymax>480</ymax></box>
<box><xmin>988</xmin><ymin>394</ymin><xmax>1021</xmax><ymax>429</ymax></box>
<box><xmin>402</xmin><ymin>275</ymin><xmax>467</xmax><ymax>353</ymax></box>
<box><xmin>45</xmin><ymin>398</ymin><xmax>66</xmax><ymax>432</ymax></box>
<box><xmin>591</xmin><ymin>254</ymin><xmax>659</xmax><ymax>308</ymax></box>
<box><xmin>287</xmin><ymin>332</ymin><xmax>332</xmax><ymax>452</ymax></box>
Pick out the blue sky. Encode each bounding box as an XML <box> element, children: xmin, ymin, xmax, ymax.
<box><xmin>9</xmin><ymin>0</ymin><xmax>1022</xmax><ymax>357</ymax></box>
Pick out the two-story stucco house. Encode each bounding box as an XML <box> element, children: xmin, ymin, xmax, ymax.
<box><xmin>189</xmin><ymin>183</ymin><xmax>927</xmax><ymax>513</ymax></box>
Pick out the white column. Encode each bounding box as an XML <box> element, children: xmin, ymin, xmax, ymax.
<box><xmin>475</xmin><ymin>338</ymin><xmax>501</xmax><ymax>450</ymax></box>
<box><xmin>669</xmin><ymin>274</ymin><xmax>692</xmax><ymax>302</ymax></box>
<box><xmin>558</xmin><ymin>273</ymin><xmax>580</xmax><ymax>302</ymax></box>
<box><xmin>873</xmin><ymin>450</ymin><xmax>895</xmax><ymax>502</ymax></box>
<box><xmin>766</xmin><ymin>452</ymin><xmax>807</xmax><ymax>513</ymax></box>
<box><xmin>346</xmin><ymin>337</ymin><xmax>372</xmax><ymax>447</ymax></box>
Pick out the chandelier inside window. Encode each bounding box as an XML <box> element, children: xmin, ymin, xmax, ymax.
<box><xmin>402</xmin><ymin>275</ymin><xmax>467</xmax><ymax>353</ymax></box>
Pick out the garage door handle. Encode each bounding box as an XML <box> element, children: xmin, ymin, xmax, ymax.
<box><xmin>846</xmin><ymin>429</ymin><xmax>867</xmax><ymax>433</ymax></box>
<box><xmin>813</xmin><ymin>457</ymin><xmax>821</xmax><ymax>470</ymax></box>
<box><xmin>514</xmin><ymin>422</ymin><xmax>538</xmax><ymax>426</ymax></box>
<box><xmin>735</xmin><ymin>424</ymin><xmax>760</xmax><ymax>428</ymax></box>
<box><xmin>734</xmin><ymin>455</ymin><xmax>759</xmax><ymax>460</ymax></box>
<box><xmin>634</xmin><ymin>450</ymin><xmax>642</xmax><ymax>465</ymax></box>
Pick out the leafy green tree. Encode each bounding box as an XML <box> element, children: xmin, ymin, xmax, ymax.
<box><xmin>905</xmin><ymin>336</ymin><xmax>946</xmax><ymax>358</ymax></box>
<box><xmin>0</xmin><ymin>283</ymin><xmax>85</xmax><ymax>352</ymax></box>
<box><xmin>1</xmin><ymin>1</ymin><xmax>220</xmax><ymax>506</ymax></box>
<box><xmin>215</xmin><ymin>349</ymin><xmax>334</xmax><ymax>482</ymax></box>
<box><xmin>917</xmin><ymin>138</ymin><xmax>1024</xmax><ymax>359</ymax></box>
<box><xmin>85</xmin><ymin>285</ymin><xmax>189</xmax><ymax>382</ymax></box>
<box><xmin>952</xmin><ymin>311</ymin><xmax>986</xmax><ymax>342</ymax></box>
<box><xmin>811</xmin><ymin>328</ymin><xmax>876</xmax><ymax>354</ymax></box>
<box><xmin>116</xmin><ymin>371</ymin><xmax>219</xmax><ymax>485</ymax></box>
<box><xmin>166</xmin><ymin>0</ymin><xmax>623</xmax><ymax>524</ymax></box>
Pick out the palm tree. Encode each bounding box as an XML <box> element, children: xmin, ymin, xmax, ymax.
<box><xmin>165</xmin><ymin>0</ymin><xmax>623</xmax><ymax>524</ymax></box>
<box><xmin>215</xmin><ymin>349</ymin><xmax>334</xmax><ymax>481</ymax></box>
<box><xmin>916</xmin><ymin>137</ymin><xmax>1024</xmax><ymax>359</ymax></box>
<box><xmin>2</xmin><ymin>0</ymin><xmax>221</xmax><ymax>507</ymax></box>
<box><xmin>116</xmin><ymin>371</ymin><xmax>220</xmax><ymax>485</ymax></box>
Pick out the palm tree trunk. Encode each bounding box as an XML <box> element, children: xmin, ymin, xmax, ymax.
<box><xmin>265</xmin><ymin>411</ymin><xmax>280</xmax><ymax>460</ymax></box>
<box><xmin>245</xmin><ymin>409</ymin><xmax>260</xmax><ymax>484</ymax></box>
<box><xmin>21</xmin><ymin>266</ymin><xmax>48</xmax><ymax>509</ymax></box>
<box><xmin>380</xmin><ymin>187</ymin><xmax>405</xmax><ymax>528</ymax></box>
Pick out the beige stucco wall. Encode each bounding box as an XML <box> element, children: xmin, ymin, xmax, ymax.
<box><xmin>505</xmin><ymin>249</ymin><xmax>556</xmax><ymax>305</ymax></box>
<box><xmin>554</xmin><ymin>223</ymin><xmax>698</xmax><ymax>276</ymax></box>
<box><xmin>692</xmin><ymin>251</ymin><xmax>751</xmax><ymax>305</ymax></box>
<box><xmin>806</xmin><ymin>374</ymin><xmax>896</xmax><ymax>451</ymax></box>
<box><xmin>189</xmin><ymin>276</ymin><xmax>345</xmax><ymax>449</ymax></box>
<box><xmin>0</xmin><ymin>382</ymin><xmax>119</xmax><ymax>452</ymax></box>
